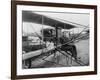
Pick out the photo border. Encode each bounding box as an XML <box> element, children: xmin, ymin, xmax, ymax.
<box><xmin>11</xmin><ymin>1</ymin><xmax>97</xmax><ymax>79</ymax></box>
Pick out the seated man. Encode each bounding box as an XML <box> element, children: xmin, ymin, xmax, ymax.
<box><xmin>60</xmin><ymin>32</ymin><xmax>77</xmax><ymax>60</ymax></box>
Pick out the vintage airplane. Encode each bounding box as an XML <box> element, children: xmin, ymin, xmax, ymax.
<box><xmin>22</xmin><ymin>11</ymin><xmax>89</xmax><ymax>68</ymax></box>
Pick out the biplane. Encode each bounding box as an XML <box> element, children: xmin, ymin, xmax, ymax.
<box><xmin>22</xmin><ymin>11</ymin><xmax>89</xmax><ymax>68</ymax></box>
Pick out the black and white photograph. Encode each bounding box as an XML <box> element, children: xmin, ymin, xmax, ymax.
<box><xmin>22</xmin><ymin>11</ymin><xmax>90</xmax><ymax>69</ymax></box>
<box><xmin>11</xmin><ymin>1</ymin><xmax>97</xmax><ymax>79</ymax></box>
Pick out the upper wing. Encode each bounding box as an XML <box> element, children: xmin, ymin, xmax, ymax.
<box><xmin>22</xmin><ymin>11</ymin><xmax>76</xmax><ymax>29</ymax></box>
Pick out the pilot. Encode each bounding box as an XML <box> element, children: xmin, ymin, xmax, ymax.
<box><xmin>60</xmin><ymin>31</ymin><xmax>77</xmax><ymax>60</ymax></box>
